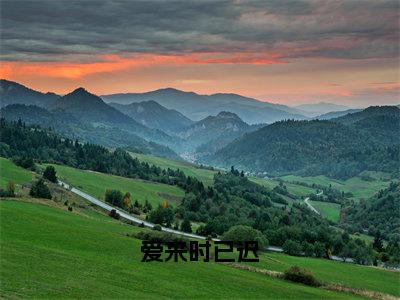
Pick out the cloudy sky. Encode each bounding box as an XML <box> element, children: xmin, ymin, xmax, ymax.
<box><xmin>1</xmin><ymin>0</ymin><xmax>399</xmax><ymax>106</ymax></box>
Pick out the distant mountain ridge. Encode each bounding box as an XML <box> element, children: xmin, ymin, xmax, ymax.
<box><xmin>110</xmin><ymin>100</ymin><xmax>193</xmax><ymax>134</ymax></box>
<box><xmin>101</xmin><ymin>88</ymin><xmax>308</xmax><ymax>124</ymax></box>
<box><xmin>313</xmin><ymin>109</ymin><xmax>362</xmax><ymax>120</ymax></box>
<box><xmin>0</xmin><ymin>79</ymin><xmax>59</xmax><ymax>108</ymax></box>
<box><xmin>295</xmin><ymin>102</ymin><xmax>351</xmax><ymax>116</ymax></box>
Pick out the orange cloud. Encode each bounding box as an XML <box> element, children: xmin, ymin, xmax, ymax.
<box><xmin>1</xmin><ymin>52</ymin><xmax>283</xmax><ymax>80</ymax></box>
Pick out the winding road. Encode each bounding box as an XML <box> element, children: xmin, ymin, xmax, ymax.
<box><xmin>59</xmin><ymin>181</ymin><xmax>353</xmax><ymax>262</ymax></box>
<box><xmin>58</xmin><ymin>180</ymin><xmax>210</xmax><ymax>240</ymax></box>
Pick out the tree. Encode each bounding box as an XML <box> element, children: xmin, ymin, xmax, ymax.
<box><xmin>43</xmin><ymin>166</ymin><xmax>57</xmax><ymax>183</ymax></box>
<box><xmin>283</xmin><ymin>240</ymin><xmax>302</xmax><ymax>256</ymax></box>
<box><xmin>123</xmin><ymin>192</ymin><xmax>131</xmax><ymax>209</ymax></box>
<box><xmin>373</xmin><ymin>231</ymin><xmax>384</xmax><ymax>252</ymax></box>
<box><xmin>314</xmin><ymin>242</ymin><xmax>326</xmax><ymax>258</ymax></box>
<box><xmin>104</xmin><ymin>189</ymin><xmax>123</xmax><ymax>207</ymax></box>
<box><xmin>30</xmin><ymin>178</ymin><xmax>52</xmax><ymax>199</ymax></box>
<box><xmin>180</xmin><ymin>217</ymin><xmax>192</xmax><ymax>233</ymax></box>
<box><xmin>302</xmin><ymin>242</ymin><xmax>315</xmax><ymax>257</ymax></box>
<box><xmin>222</xmin><ymin>225</ymin><xmax>268</xmax><ymax>249</ymax></box>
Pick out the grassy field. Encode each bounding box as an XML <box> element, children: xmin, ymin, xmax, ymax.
<box><xmin>281</xmin><ymin>174</ymin><xmax>390</xmax><ymax>200</ymax></box>
<box><xmin>129</xmin><ymin>152</ymin><xmax>216</xmax><ymax>186</ymax></box>
<box><xmin>249</xmin><ymin>252</ymin><xmax>400</xmax><ymax>297</ymax></box>
<box><xmin>0</xmin><ymin>200</ymin><xmax>363</xmax><ymax>299</ymax></box>
<box><xmin>44</xmin><ymin>164</ymin><xmax>185</xmax><ymax>207</ymax></box>
<box><xmin>251</xmin><ymin>177</ymin><xmax>317</xmax><ymax>198</ymax></box>
<box><xmin>0</xmin><ymin>157</ymin><xmax>34</xmax><ymax>188</ymax></box>
<box><xmin>309</xmin><ymin>200</ymin><xmax>341</xmax><ymax>222</ymax></box>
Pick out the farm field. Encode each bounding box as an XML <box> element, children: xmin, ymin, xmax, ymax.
<box><xmin>309</xmin><ymin>200</ymin><xmax>341</xmax><ymax>222</ymax></box>
<box><xmin>0</xmin><ymin>200</ymin><xmax>362</xmax><ymax>299</ymax></box>
<box><xmin>43</xmin><ymin>164</ymin><xmax>185</xmax><ymax>207</ymax></box>
<box><xmin>129</xmin><ymin>152</ymin><xmax>216</xmax><ymax>186</ymax></box>
<box><xmin>280</xmin><ymin>174</ymin><xmax>390</xmax><ymax>200</ymax></box>
<box><xmin>249</xmin><ymin>252</ymin><xmax>400</xmax><ymax>297</ymax></box>
<box><xmin>0</xmin><ymin>157</ymin><xmax>34</xmax><ymax>188</ymax></box>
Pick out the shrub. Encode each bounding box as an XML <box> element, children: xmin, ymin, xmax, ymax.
<box><xmin>153</xmin><ymin>224</ymin><xmax>162</xmax><ymax>231</ymax></box>
<box><xmin>29</xmin><ymin>178</ymin><xmax>52</xmax><ymax>199</ymax></box>
<box><xmin>283</xmin><ymin>266</ymin><xmax>320</xmax><ymax>287</ymax></box>
<box><xmin>109</xmin><ymin>209</ymin><xmax>120</xmax><ymax>220</ymax></box>
<box><xmin>43</xmin><ymin>166</ymin><xmax>57</xmax><ymax>183</ymax></box>
<box><xmin>0</xmin><ymin>180</ymin><xmax>16</xmax><ymax>197</ymax></box>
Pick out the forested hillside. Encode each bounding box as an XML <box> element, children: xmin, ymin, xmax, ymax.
<box><xmin>0</xmin><ymin>104</ymin><xmax>178</xmax><ymax>158</ymax></box>
<box><xmin>343</xmin><ymin>182</ymin><xmax>400</xmax><ymax>241</ymax></box>
<box><xmin>204</xmin><ymin>107</ymin><xmax>399</xmax><ymax>179</ymax></box>
<box><xmin>179</xmin><ymin>111</ymin><xmax>261</xmax><ymax>155</ymax></box>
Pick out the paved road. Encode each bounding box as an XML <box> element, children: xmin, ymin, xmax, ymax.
<box><xmin>304</xmin><ymin>197</ymin><xmax>320</xmax><ymax>215</ymax></box>
<box><xmin>58</xmin><ymin>180</ymin><xmax>210</xmax><ymax>240</ymax></box>
<box><xmin>58</xmin><ymin>180</ymin><xmax>357</xmax><ymax>262</ymax></box>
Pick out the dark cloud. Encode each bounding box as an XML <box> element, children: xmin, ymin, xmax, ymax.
<box><xmin>1</xmin><ymin>0</ymin><xmax>399</xmax><ymax>62</ymax></box>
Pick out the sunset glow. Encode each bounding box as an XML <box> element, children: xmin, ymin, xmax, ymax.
<box><xmin>1</xmin><ymin>0</ymin><xmax>399</xmax><ymax>106</ymax></box>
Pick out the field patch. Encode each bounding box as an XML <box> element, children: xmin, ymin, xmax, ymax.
<box><xmin>0</xmin><ymin>157</ymin><xmax>34</xmax><ymax>188</ymax></box>
<box><xmin>44</xmin><ymin>164</ymin><xmax>184</xmax><ymax>207</ymax></box>
<box><xmin>309</xmin><ymin>200</ymin><xmax>341</xmax><ymax>222</ymax></box>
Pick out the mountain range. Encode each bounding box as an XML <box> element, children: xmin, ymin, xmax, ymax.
<box><xmin>295</xmin><ymin>102</ymin><xmax>352</xmax><ymax>117</ymax></box>
<box><xmin>2</xmin><ymin>79</ymin><xmax>398</xmax><ymax>176</ymax></box>
<box><xmin>101</xmin><ymin>88</ymin><xmax>307</xmax><ymax>124</ymax></box>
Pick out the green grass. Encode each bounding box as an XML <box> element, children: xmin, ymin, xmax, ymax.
<box><xmin>44</xmin><ymin>164</ymin><xmax>185</xmax><ymax>207</ymax></box>
<box><xmin>251</xmin><ymin>177</ymin><xmax>317</xmax><ymax>198</ymax></box>
<box><xmin>248</xmin><ymin>252</ymin><xmax>400</xmax><ymax>297</ymax></box>
<box><xmin>309</xmin><ymin>200</ymin><xmax>341</xmax><ymax>222</ymax></box>
<box><xmin>130</xmin><ymin>152</ymin><xmax>216</xmax><ymax>186</ymax></box>
<box><xmin>0</xmin><ymin>200</ymin><xmax>363</xmax><ymax>299</ymax></box>
<box><xmin>0</xmin><ymin>157</ymin><xmax>34</xmax><ymax>188</ymax></box>
<box><xmin>281</xmin><ymin>174</ymin><xmax>390</xmax><ymax>200</ymax></box>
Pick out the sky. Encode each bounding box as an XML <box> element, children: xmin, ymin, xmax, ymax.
<box><xmin>1</xmin><ymin>0</ymin><xmax>399</xmax><ymax>107</ymax></box>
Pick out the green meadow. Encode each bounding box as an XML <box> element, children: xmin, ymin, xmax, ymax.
<box><xmin>309</xmin><ymin>200</ymin><xmax>341</xmax><ymax>222</ymax></box>
<box><xmin>248</xmin><ymin>252</ymin><xmax>400</xmax><ymax>297</ymax></box>
<box><xmin>281</xmin><ymin>174</ymin><xmax>390</xmax><ymax>200</ymax></box>
<box><xmin>129</xmin><ymin>152</ymin><xmax>216</xmax><ymax>186</ymax></box>
<box><xmin>43</xmin><ymin>163</ymin><xmax>185</xmax><ymax>207</ymax></box>
<box><xmin>0</xmin><ymin>157</ymin><xmax>34</xmax><ymax>188</ymax></box>
<box><xmin>0</xmin><ymin>200</ymin><xmax>363</xmax><ymax>299</ymax></box>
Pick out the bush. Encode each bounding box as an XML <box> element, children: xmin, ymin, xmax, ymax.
<box><xmin>43</xmin><ymin>166</ymin><xmax>57</xmax><ymax>183</ymax></box>
<box><xmin>221</xmin><ymin>225</ymin><xmax>268</xmax><ymax>249</ymax></box>
<box><xmin>180</xmin><ymin>217</ymin><xmax>192</xmax><ymax>233</ymax></box>
<box><xmin>29</xmin><ymin>178</ymin><xmax>52</xmax><ymax>199</ymax></box>
<box><xmin>153</xmin><ymin>224</ymin><xmax>162</xmax><ymax>231</ymax></box>
<box><xmin>283</xmin><ymin>266</ymin><xmax>320</xmax><ymax>287</ymax></box>
<box><xmin>0</xmin><ymin>180</ymin><xmax>15</xmax><ymax>197</ymax></box>
<box><xmin>109</xmin><ymin>209</ymin><xmax>120</xmax><ymax>220</ymax></box>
